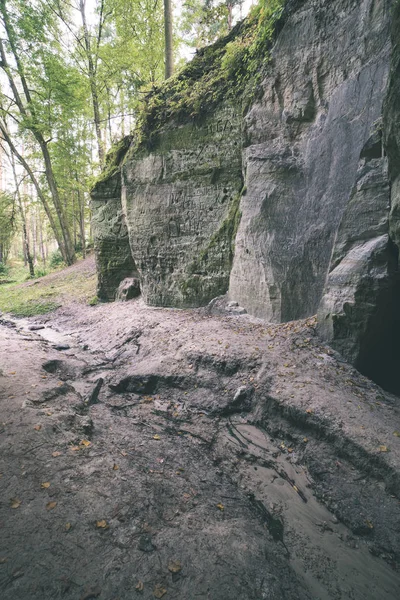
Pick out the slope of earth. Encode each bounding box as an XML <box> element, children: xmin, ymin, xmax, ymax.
<box><xmin>1</xmin><ymin>258</ymin><xmax>400</xmax><ymax>599</ymax></box>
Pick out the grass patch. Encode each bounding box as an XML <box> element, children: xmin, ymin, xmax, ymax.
<box><xmin>0</xmin><ymin>257</ymin><xmax>97</xmax><ymax>318</ymax></box>
<box><xmin>5</xmin><ymin>300</ymin><xmax>61</xmax><ymax>318</ymax></box>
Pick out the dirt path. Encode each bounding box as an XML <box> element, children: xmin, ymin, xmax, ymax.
<box><xmin>1</xmin><ymin>292</ymin><xmax>400</xmax><ymax>599</ymax></box>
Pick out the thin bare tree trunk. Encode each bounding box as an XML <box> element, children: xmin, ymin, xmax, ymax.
<box><xmin>163</xmin><ymin>0</ymin><xmax>173</xmax><ymax>79</ymax></box>
<box><xmin>79</xmin><ymin>0</ymin><xmax>106</xmax><ymax>167</ymax></box>
<box><xmin>9</xmin><ymin>152</ymin><xmax>35</xmax><ymax>277</ymax></box>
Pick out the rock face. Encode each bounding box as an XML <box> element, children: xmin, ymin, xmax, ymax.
<box><xmin>92</xmin><ymin>0</ymin><xmax>400</xmax><ymax>391</ymax></box>
<box><xmin>92</xmin><ymin>167</ymin><xmax>138</xmax><ymax>301</ymax></box>
<box><xmin>121</xmin><ymin>104</ymin><xmax>243</xmax><ymax>307</ymax></box>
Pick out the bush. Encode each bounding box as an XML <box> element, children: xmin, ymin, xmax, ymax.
<box><xmin>0</xmin><ymin>262</ymin><xmax>9</xmax><ymax>276</ymax></box>
<box><xmin>35</xmin><ymin>267</ymin><xmax>48</xmax><ymax>278</ymax></box>
<box><xmin>49</xmin><ymin>249</ymin><xmax>64</xmax><ymax>269</ymax></box>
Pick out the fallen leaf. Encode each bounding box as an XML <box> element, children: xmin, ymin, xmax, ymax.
<box><xmin>393</xmin><ymin>431</ymin><xmax>400</xmax><ymax>437</ymax></box>
<box><xmin>34</xmin><ymin>424</ymin><xmax>42</xmax><ymax>431</ymax></box>
<box><xmin>216</xmin><ymin>503</ymin><xmax>224</xmax><ymax>511</ymax></box>
<box><xmin>41</xmin><ymin>482</ymin><xmax>51</xmax><ymax>489</ymax></box>
<box><xmin>46</xmin><ymin>412</ymin><xmax>52</xmax><ymax>416</ymax></box>
<box><xmin>65</xmin><ymin>522</ymin><xmax>72</xmax><ymax>531</ymax></box>
<box><xmin>9</xmin><ymin>371</ymin><xmax>16</xmax><ymax>375</ymax></box>
<box><xmin>113</xmin><ymin>463</ymin><xmax>119</xmax><ymax>471</ymax></box>
<box><xmin>287</xmin><ymin>448</ymin><xmax>293</xmax><ymax>453</ymax></box>
<box><xmin>120</xmin><ymin>450</ymin><xmax>128</xmax><ymax>456</ymax></box>
<box><xmin>303</xmin><ymin>438</ymin><xmax>308</xmax><ymax>443</ymax></box>
<box><xmin>153</xmin><ymin>584</ymin><xmax>167</xmax><ymax>598</ymax></box>
<box><xmin>52</xmin><ymin>451</ymin><xmax>62</xmax><ymax>457</ymax></box>
<box><xmin>378</xmin><ymin>445</ymin><xmax>389</xmax><ymax>452</ymax></box>
<box><xmin>0</xmin><ymin>557</ymin><xmax>8</xmax><ymax>564</ymax></box>
<box><xmin>10</xmin><ymin>498</ymin><xmax>21</xmax><ymax>509</ymax></box>
<box><xmin>306</xmin><ymin>409</ymin><xmax>313</xmax><ymax>415</ymax></box>
<box><xmin>71</xmin><ymin>446</ymin><xmax>80</xmax><ymax>452</ymax></box>
<box><xmin>153</xmin><ymin>435</ymin><xmax>161</xmax><ymax>440</ymax></box>
<box><xmin>135</xmin><ymin>581</ymin><xmax>144</xmax><ymax>592</ymax></box>
<box><xmin>96</xmin><ymin>519</ymin><xmax>108</xmax><ymax>529</ymax></box>
<box><xmin>46</xmin><ymin>501</ymin><xmax>57</xmax><ymax>511</ymax></box>
<box><xmin>80</xmin><ymin>439</ymin><xmax>91</xmax><ymax>447</ymax></box>
<box><xmin>168</xmin><ymin>560</ymin><xmax>182</xmax><ymax>573</ymax></box>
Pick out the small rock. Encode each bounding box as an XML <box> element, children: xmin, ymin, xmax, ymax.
<box><xmin>53</xmin><ymin>344</ymin><xmax>70</xmax><ymax>351</ymax></box>
<box><xmin>28</xmin><ymin>325</ymin><xmax>45</xmax><ymax>331</ymax></box>
<box><xmin>138</xmin><ymin>534</ymin><xmax>155</xmax><ymax>553</ymax></box>
<box><xmin>115</xmin><ymin>277</ymin><xmax>141</xmax><ymax>301</ymax></box>
<box><xmin>227</xmin><ymin>301</ymin><xmax>239</xmax><ymax>308</ymax></box>
<box><xmin>231</xmin><ymin>306</ymin><xmax>247</xmax><ymax>315</ymax></box>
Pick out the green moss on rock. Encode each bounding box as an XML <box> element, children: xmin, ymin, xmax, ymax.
<box><xmin>136</xmin><ymin>0</ymin><xmax>285</xmax><ymax>144</ymax></box>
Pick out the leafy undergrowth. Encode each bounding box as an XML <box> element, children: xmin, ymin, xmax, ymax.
<box><xmin>0</xmin><ymin>255</ymin><xmax>97</xmax><ymax>317</ymax></box>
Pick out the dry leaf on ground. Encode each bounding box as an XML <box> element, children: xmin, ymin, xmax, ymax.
<box><xmin>135</xmin><ymin>581</ymin><xmax>144</xmax><ymax>592</ymax></box>
<box><xmin>41</xmin><ymin>482</ymin><xmax>51</xmax><ymax>489</ymax></box>
<box><xmin>46</xmin><ymin>501</ymin><xmax>57</xmax><ymax>511</ymax></box>
<box><xmin>10</xmin><ymin>498</ymin><xmax>21</xmax><ymax>509</ymax></box>
<box><xmin>96</xmin><ymin>519</ymin><xmax>108</xmax><ymax>529</ymax></box>
<box><xmin>153</xmin><ymin>584</ymin><xmax>167</xmax><ymax>598</ymax></box>
<box><xmin>168</xmin><ymin>560</ymin><xmax>182</xmax><ymax>573</ymax></box>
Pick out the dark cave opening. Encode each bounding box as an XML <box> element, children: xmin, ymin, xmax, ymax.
<box><xmin>356</xmin><ymin>276</ymin><xmax>400</xmax><ymax>397</ymax></box>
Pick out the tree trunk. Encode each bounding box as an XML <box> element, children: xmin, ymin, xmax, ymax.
<box><xmin>163</xmin><ymin>0</ymin><xmax>174</xmax><ymax>79</ymax></box>
<box><xmin>0</xmin><ymin>4</ymin><xmax>75</xmax><ymax>265</ymax></box>
<box><xmin>10</xmin><ymin>152</ymin><xmax>35</xmax><ymax>277</ymax></box>
<box><xmin>79</xmin><ymin>0</ymin><xmax>105</xmax><ymax>167</ymax></box>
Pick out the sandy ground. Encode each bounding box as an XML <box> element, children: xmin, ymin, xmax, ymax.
<box><xmin>1</xmin><ymin>263</ymin><xmax>400</xmax><ymax>599</ymax></box>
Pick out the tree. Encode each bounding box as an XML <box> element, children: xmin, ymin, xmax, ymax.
<box><xmin>181</xmin><ymin>0</ymin><xmax>244</xmax><ymax>48</ymax></box>
<box><xmin>164</xmin><ymin>0</ymin><xmax>174</xmax><ymax>78</ymax></box>
<box><xmin>0</xmin><ymin>0</ymin><xmax>76</xmax><ymax>264</ymax></box>
<box><xmin>0</xmin><ymin>191</ymin><xmax>14</xmax><ymax>265</ymax></box>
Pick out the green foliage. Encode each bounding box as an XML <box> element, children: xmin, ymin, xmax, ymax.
<box><xmin>137</xmin><ymin>0</ymin><xmax>284</xmax><ymax>141</ymax></box>
<box><xmin>94</xmin><ymin>135</ymin><xmax>133</xmax><ymax>185</ymax></box>
<box><xmin>6</xmin><ymin>299</ymin><xmax>60</xmax><ymax>317</ymax></box>
<box><xmin>0</xmin><ymin>257</ymin><xmax>97</xmax><ymax>316</ymax></box>
<box><xmin>0</xmin><ymin>192</ymin><xmax>15</xmax><ymax>264</ymax></box>
<box><xmin>49</xmin><ymin>249</ymin><xmax>64</xmax><ymax>269</ymax></box>
<box><xmin>34</xmin><ymin>267</ymin><xmax>48</xmax><ymax>278</ymax></box>
<box><xmin>0</xmin><ymin>262</ymin><xmax>10</xmax><ymax>276</ymax></box>
<box><xmin>88</xmin><ymin>295</ymin><xmax>99</xmax><ymax>306</ymax></box>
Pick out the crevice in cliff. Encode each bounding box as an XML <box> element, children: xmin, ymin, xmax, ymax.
<box><xmin>355</xmin><ymin>244</ymin><xmax>400</xmax><ymax>396</ymax></box>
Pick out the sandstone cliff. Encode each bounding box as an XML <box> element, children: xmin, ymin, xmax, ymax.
<box><xmin>92</xmin><ymin>0</ymin><xmax>400</xmax><ymax>392</ymax></box>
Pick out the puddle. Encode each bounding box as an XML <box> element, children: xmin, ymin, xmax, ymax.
<box><xmin>14</xmin><ymin>318</ymin><xmax>75</xmax><ymax>348</ymax></box>
<box><xmin>226</xmin><ymin>423</ymin><xmax>400</xmax><ymax>600</ymax></box>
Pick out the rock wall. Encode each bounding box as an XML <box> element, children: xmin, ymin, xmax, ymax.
<box><xmin>121</xmin><ymin>104</ymin><xmax>243</xmax><ymax>307</ymax></box>
<box><xmin>92</xmin><ymin>0</ymin><xmax>400</xmax><ymax>389</ymax></box>
<box><xmin>230</xmin><ymin>0</ymin><xmax>393</xmax><ymax>321</ymax></box>
<box><xmin>92</xmin><ymin>167</ymin><xmax>138</xmax><ymax>301</ymax></box>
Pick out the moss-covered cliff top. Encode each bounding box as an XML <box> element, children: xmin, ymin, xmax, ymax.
<box><xmin>93</xmin><ymin>0</ymin><xmax>286</xmax><ymax>187</ymax></box>
<box><xmin>139</xmin><ymin>0</ymin><xmax>285</xmax><ymax>136</ymax></box>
